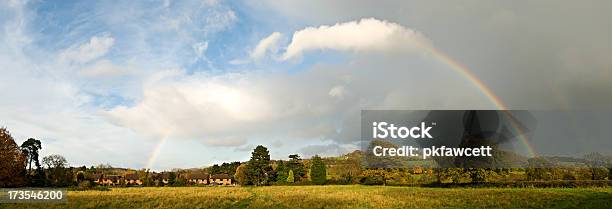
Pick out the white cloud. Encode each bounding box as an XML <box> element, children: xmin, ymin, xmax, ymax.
<box><xmin>79</xmin><ymin>59</ymin><xmax>131</xmax><ymax>77</ymax></box>
<box><xmin>251</xmin><ymin>32</ymin><xmax>283</xmax><ymax>60</ymax></box>
<box><xmin>106</xmin><ymin>71</ymin><xmax>278</xmax><ymax>143</ymax></box>
<box><xmin>281</xmin><ymin>18</ymin><xmax>430</xmax><ymax>60</ymax></box>
<box><xmin>59</xmin><ymin>34</ymin><xmax>115</xmax><ymax>64</ymax></box>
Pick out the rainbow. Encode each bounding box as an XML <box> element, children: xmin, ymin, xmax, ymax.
<box><xmin>145</xmin><ymin>134</ymin><xmax>170</xmax><ymax>170</ymax></box>
<box><xmin>422</xmin><ymin>44</ymin><xmax>537</xmax><ymax>158</ymax></box>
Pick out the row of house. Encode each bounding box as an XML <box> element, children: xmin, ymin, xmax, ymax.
<box><xmin>93</xmin><ymin>173</ymin><xmax>232</xmax><ymax>186</ymax></box>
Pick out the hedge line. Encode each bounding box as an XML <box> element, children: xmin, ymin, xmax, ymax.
<box><xmin>423</xmin><ymin>180</ymin><xmax>612</xmax><ymax>188</ymax></box>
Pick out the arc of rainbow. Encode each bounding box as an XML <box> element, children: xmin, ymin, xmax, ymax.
<box><xmin>145</xmin><ymin>133</ymin><xmax>170</xmax><ymax>170</ymax></box>
<box><xmin>421</xmin><ymin>45</ymin><xmax>537</xmax><ymax>158</ymax></box>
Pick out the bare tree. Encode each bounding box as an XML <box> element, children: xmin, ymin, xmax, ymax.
<box><xmin>42</xmin><ymin>154</ymin><xmax>68</xmax><ymax>169</ymax></box>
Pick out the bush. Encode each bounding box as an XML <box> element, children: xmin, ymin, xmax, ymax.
<box><xmin>360</xmin><ymin>176</ymin><xmax>384</xmax><ymax>185</ymax></box>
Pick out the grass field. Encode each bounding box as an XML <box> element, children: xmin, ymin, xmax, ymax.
<box><xmin>2</xmin><ymin>186</ymin><xmax>611</xmax><ymax>209</ymax></box>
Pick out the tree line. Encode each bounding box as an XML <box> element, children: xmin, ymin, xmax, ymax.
<box><xmin>0</xmin><ymin>127</ymin><xmax>328</xmax><ymax>188</ymax></box>
<box><xmin>2</xmin><ymin>126</ymin><xmax>611</xmax><ymax>188</ymax></box>
<box><xmin>1</xmin><ymin>127</ymin><xmax>72</xmax><ymax>187</ymax></box>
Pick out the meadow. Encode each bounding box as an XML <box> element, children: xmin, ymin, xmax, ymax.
<box><xmin>2</xmin><ymin>186</ymin><xmax>611</xmax><ymax>209</ymax></box>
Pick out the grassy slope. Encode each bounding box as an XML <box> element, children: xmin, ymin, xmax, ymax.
<box><xmin>2</xmin><ymin>186</ymin><xmax>611</xmax><ymax>209</ymax></box>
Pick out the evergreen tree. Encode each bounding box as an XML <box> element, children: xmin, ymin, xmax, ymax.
<box><xmin>20</xmin><ymin>138</ymin><xmax>42</xmax><ymax>175</ymax></box>
<box><xmin>310</xmin><ymin>155</ymin><xmax>326</xmax><ymax>185</ymax></box>
<box><xmin>287</xmin><ymin>154</ymin><xmax>305</xmax><ymax>182</ymax></box>
<box><xmin>246</xmin><ymin>145</ymin><xmax>272</xmax><ymax>186</ymax></box>
<box><xmin>275</xmin><ymin>161</ymin><xmax>288</xmax><ymax>183</ymax></box>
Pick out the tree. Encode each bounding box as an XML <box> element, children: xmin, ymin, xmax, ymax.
<box><xmin>287</xmin><ymin>170</ymin><xmax>294</xmax><ymax>183</ymax></box>
<box><xmin>584</xmin><ymin>152</ymin><xmax>609</xmax><ymax>180</ymax></box>
<box><xmin>42</xmin><ymin>154</ymin><xmax>68</xmax><ymax>169</ymax></box>
<box><xmin>234</xmin><ymin>164</ymin><xmax>249</xmax><ymax>185</ymax></box>
<box><xmin>42</xmin><ymin>154</ymin><xmax>68</xmax><ymax>186</ymax></box>
<box><xmin>210</xmin><ymin>164</ymin><xmax>221</xmax><ymax>174</ymax></box>
<box><xmin>76</xmin><ymin>171</ymin><xmax>85</xmax><ymax>182</ymax></box>
<box><xmin>167</xmin><ymin>172</ymin><xmax>176</xmax><ymax>186</ymax></box>
<box><xmin>208</xmin><ymin>161</ymin><xmax>241</xmax><ymax>178</ymax></box>
<box><xmin>310</xmin><ymin>155</ymin><xmax>327</xmax><ymax>184</ymax></box>
<box><xmin>287</xmin><ymin>154</ymin><xmax>306</xmax><ymax>182</ymax></box>
<box><xmin>275</xmin><ymin>161</ymin><xmax>288</xmax><ymax>183</ymax></box>
<box><xmin>0</xmin><ymin>127</ymin><xmax>27</xmax><ymax>187</ymax></box>
<box><xmin>20</xmin><ymin>138</ymin><xmax>42</xmax><ymax>174</ymax></box>
<box><xmin>246</xmin><ymin>145</ymin><xmax>272</xmax><ymax>186</ymax></box>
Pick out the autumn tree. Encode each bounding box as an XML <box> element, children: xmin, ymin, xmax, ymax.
<box><xmin>234</xmin><ymin>163</ymin><xmax>249</xmax><ymax>185</ymax></box>
<box><xmin>0</xmin><ymin>127</ymin><xmax>27</xmax><ymax>187</ymax></box>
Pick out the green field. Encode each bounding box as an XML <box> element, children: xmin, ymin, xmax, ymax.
<box><xmin>2</xmin><ymin>186</ymin><xmax>611</xmax><ymax>209</ymax></box>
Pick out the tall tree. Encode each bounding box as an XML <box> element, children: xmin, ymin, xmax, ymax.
<box><xmin>20</xmin><ymin>138</ymin><xmax>42</xmax><ymax>174</ymax></box>
<box><xmin>246</xmin><ymin>145</ymin><xmax>271</xmax><ymax>186</ymax></box>
<box><xmin>0</xmin><ymin>127</ymin><xmax>27</xmax><ymax>187</ymax></box>
<box><xmin>310</xmin><ymin>155</ymin><xmax>327</xmax><ymax>185</ymax></box>
<box><xmin>287</xmin><ymin>154</ymin><xmax>306</xmax><ymax>182</ymax></box>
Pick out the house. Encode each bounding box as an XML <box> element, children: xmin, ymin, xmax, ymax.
<box><xmin>412</xmin><ymin>167</ymin><xmax>423</xmax><ymax>174</ymax></box>
<box><xmin>186</xmin><ymin>173</ymin><xmax>209</xmax><ymax>185</ymax></box>
<box><xmin>210</xmin><ymin>174</ymin><xmax>232</xmax><ymax>185</ymax></box>
<box><xmin>125</xmin><ymin>173</ymin><xmax>142</xmax><ymax>185</ymax></box>
<box><xmin>91</xmin><ymin>174</ymin><xmax>103</xmax><ymax>183</ymax></box>
<box><xmin>94</xmin><ymin>174</ymin><xmax>122</xmax><ymax>186</ymax></box>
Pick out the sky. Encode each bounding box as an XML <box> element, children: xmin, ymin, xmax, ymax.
<box><xmin>1</xmin><ymin>0</ymin><xmax>611</xmax><ymax>170</ymax></box>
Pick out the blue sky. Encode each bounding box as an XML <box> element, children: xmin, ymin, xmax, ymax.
<box><xmin>1</xmin><ymin>0</ymin><xmax>611</xmax><ymax>170</ymax></box>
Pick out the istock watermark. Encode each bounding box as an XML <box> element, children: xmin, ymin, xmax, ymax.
<box><xmin>361</xmin><ymin>110</ymin><xmax>537</xmax><ymax>168</ymax></box>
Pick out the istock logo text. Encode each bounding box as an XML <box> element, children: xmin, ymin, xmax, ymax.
<box><xmin>372</xmin><ymin>122</ymin><xmax>433</xmax><ymax>139</ymax></box>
